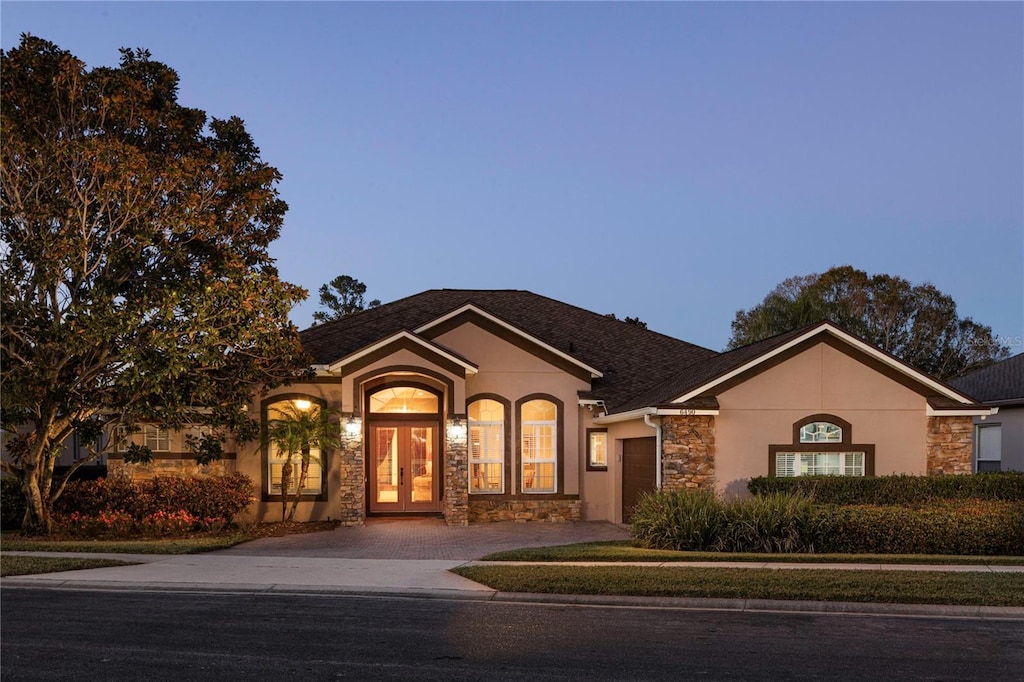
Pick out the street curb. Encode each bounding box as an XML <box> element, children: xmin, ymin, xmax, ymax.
<box><xmin>4</xmin><ymin>578</ymin><xmax>1023</xmax><ymax>619</ymax></box>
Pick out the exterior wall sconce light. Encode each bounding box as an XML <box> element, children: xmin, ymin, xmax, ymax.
<box><xmin>344</xmin><ymin>415</ymin><xmax>361</xmax><ymax>436</ymax></box>
<box><xmin>447</xmin><ymin>417</ymin><xmax>467</xmax><ymax>438</ymax></box>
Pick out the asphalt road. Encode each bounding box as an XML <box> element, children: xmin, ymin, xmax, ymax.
<box><xmin>2</xmin><ymin>587</ymin><xmax>1021</xmax><ymax>681</ymax></box>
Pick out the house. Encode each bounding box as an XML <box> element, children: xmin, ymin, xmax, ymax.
<box><xmin>108</xmin><ymin>289</ymin><xmax>993</xmax><ymax>525</ymax></box>
<box><xmin>950</xmin><ymin>353</ymin><xmax>1024</xmax><ymax>472</ymax></box>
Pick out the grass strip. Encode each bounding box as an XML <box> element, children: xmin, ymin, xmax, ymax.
<box><xmin>480</xmin><ymin>541</ymin><xmax>1024</xmax><ymax>565</ymax></box>
<box><xmin>452</xmin><ymin>565</ymin><xmax>1024</xmax><ymax>607</ymax></box>
<box><xmin>1</xmin><ymin>555</ymin><xmax>138</xmax><ymax>577</ymax></box>
<box><xmin>0</xmin><ymin>533</ymin><xmax>252</xmax><ymax>555</ymax></box>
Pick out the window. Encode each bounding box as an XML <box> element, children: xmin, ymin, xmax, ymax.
<box><xmin>587</xmin><ymin>429</ymin><xmax>608</xmax><ymax>470</ymax></box>
<box><xmin>770</xmin><ymin>414</ymin><xmax>874</xmax><ymax>478</ymax></box>
<box><xmin>469</xmin><ymin>399</ymin><xmax>505</xmax><ymax>493</ymax></box>
<box><xmin>369</xmin><ymin>387</ymin><xmax>439</xmax><ymax>414</ymax></box>
<box><xmin>144</xmin><ymin>426</ymin><xmax>170</xmax><ymax>452</ymax></box>
<box><xmin>115</xmin><ymin>425</ymin><xmax>132</xmax><ymax>453</ymax></box>
<box><xmin>521</xmin><ymin>399</ymin><xmax>557</xmax><ymax>493</ymax></box>
<box><xmin>775</xmin><ymin>452</ymin><xmax>865</xmax><ymax>477</ymax></box>
<box><xmin>977</xmin><ymin>424</ymin><xmax>1002</xmax><ymax>473</ymax></box>
<box><xmin>265</xmin><ymin>397</ymin><xmax>324</xmax><ymax>496</ymax></box>
<box><xmin>799</xmin><ymin>422</ymin><xmax>842</xmax><ymax>443</ymax></box>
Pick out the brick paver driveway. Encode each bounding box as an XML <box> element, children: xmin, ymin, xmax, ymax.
<box><xmin>217</xmin><ymin>518</ymin><xmax>630</xmax><ymax>560</ymax></box>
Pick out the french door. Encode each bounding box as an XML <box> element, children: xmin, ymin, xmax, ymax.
<box><xmin>368</xmin><ymin>422</ymin><xmax>440</xmax><ymax>513</ymax></box>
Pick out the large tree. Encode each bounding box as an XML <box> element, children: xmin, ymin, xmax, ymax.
<box><xmin>312</xmin><ymin>275</ymin><xmax>380</xmax><ymax>324</ymax></box>
<box><xmin>728</xmin><ymin>266</ymin><xmax>1008</xmax><ymax>380</ymax></box>
<box><xmin>0</xmin><ymin>36</ymin><xmax>311</xmax><ymax>534</ymax></box>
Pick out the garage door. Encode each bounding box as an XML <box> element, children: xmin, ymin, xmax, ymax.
<box><xmin>622</xmin><ymin>437</ymin><xmax>656</xmax><ymax>523</ymax></box>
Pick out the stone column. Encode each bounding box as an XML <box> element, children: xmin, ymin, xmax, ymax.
<box><xmin>660</xmin><ymin>415</ymin><xmax>716</xmax><ymax>491</ymax></box>
<box><xmin>336</xmin><ymin>416</ymin><xmax>365</xmax><ymax>526</ymax></box>
<box><xmin>926</xmin><ymin>415</ymin><xmax>974</xmax><ymax>475</ymax></box>
<box><xmin>443</xmin><ymin>419</ymin><xmax>469</xmax><ymax>526</ymax></box>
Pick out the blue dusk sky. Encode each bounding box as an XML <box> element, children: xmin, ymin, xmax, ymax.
<box><xmin>3</xmin><ymin>2</ymin><xmax>1022</xmax><ymax>352</ymax></box>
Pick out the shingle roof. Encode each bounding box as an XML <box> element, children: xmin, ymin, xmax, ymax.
<box><xmin>950</xmin><ymin>354</ymin><xmax>1024</xmax><ymax>403</ymax></box>
<box><xmin>612</xmin><ymin>325</ymin><xmax>812</xmax><ymax>413</ymax></box>
<box><xmin>299</xmin><ymin>289</ymin><xmax>717</xmax><ymax>411</ymax></box>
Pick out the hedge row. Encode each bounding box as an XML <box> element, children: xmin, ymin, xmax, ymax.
<box><xmin>631</xmin><ymin>489</ymin><xmax>1024</xmax><ymax>556</ymax></box>
<box><xmin>54</xmin><ymin>474</ymin><xmax>254</xmax><ymax>524</ymax></box>
<box><xmin>1</xmin><ymin>477</ymin><xmax>26</xmax><ymax>529</ymax></box>
<box><xmin>747</xmin><ymin>472</ymin><xmax>1024</xmax><ymax>504</ymax></box>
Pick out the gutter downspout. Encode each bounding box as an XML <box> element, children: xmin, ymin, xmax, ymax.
<box><xmin>644</xmin><ymin>412</ymin><xmax>662</xmax><ymax>489</ymax></box>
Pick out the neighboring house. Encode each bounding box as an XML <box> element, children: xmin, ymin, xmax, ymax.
<box><xmin>950</xmin><ymin>353</ymin><xmax>1024</xmax><ymax>472</ymax></box>
<box><xmin>108</xmin><ymin>289</ymin><xmax>992</xmax><ymax>525</ymax></box>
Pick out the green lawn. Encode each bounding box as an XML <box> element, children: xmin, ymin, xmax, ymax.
<box><xmin>480</xmin><ymin>541</ymin><xmax>1024</xmax><ymax>565</ymax></box>
<box><xmin>1</xmin><ymin>555</ymin><xmax>138</xmax><ymax>577</ymax></box>
<box><xmin>0</xmin><ymin>532</ymin><xmax>253</xmax><ymax>555</ymax></box>
<box><xmin>452</xmin><ymin>565</ymin><xmax>1024</xmax><ymax>607</ymax></box>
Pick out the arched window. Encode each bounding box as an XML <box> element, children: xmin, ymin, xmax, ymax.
<box><xmin>369</xmin><ymin>386</ymin><xmax>439</xmax><ymax>414</ymax></box>
<box><xmin>520</xmin><ymin>398</ymin><xmax>557</xmax><ymax>493</ymax></box>
<box><xmin>263</xmin><ymin>396</ymin><xmax>326</xmax><ymax>497</ymax></box>
<box><xmin>770</xmin><ymin>414</ymin><xmax>874</xmax><ymax>478</ymax></box>
<box><xmin>469</xmin><ymin>398</ymin><xmax>505</xmax><ymax>494</ymax></box>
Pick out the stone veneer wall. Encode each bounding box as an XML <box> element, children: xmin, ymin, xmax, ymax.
<box><xmin>468</xmin><ymin>498</ymin><xmax>582</xmax><ymax>523</ymax></box>
<box><xmin>336</xmin><ymin>423</ymin><xmax>365</xmax><ymax>526</ymax></box>
<box><xmin>107</xmin><ymin>456</ymin><xmax>233</xmax><ymax>480</ymax></box>
<box><xmin>443</xmin><ymin>420</ymin><xmax>469</xmax><ymax>526</ymax></box>
<box><xmin>926</xmin><ymin>415</ymin><xmax>974</xmax><ymax>475</ymax></box>
<box><xmin>660</xmin><ymin>415</ymin><xmax>716</xmax><ymax>491</ymax></box>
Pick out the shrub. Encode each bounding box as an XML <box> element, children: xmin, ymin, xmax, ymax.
<box><xmin>1</xmin><ymin>477</ymin><xmax>26</xmax><ymax>530</ymax></box>
<box><xmin>714</xmin><ymin>493</ymin><xmax>817</xmax><ymax>553</ymax></box>
<box><xmin>54</xmin><ymin>510</ymin><xmax>136</xmax><ymax>538</ymax></box>
<box><xmin>54</xmin><ymin>473</ymin><xmax>254</xmax><ymax>529</ymax></box>
<box><xmin>813</xmin><ymin>500</ymin><xmax>1024</xmax><ymax>555</ymax></box>
<box><xmin>748</xmin><ymin>472</ymin><xmax>1024</xmax><ymax>504</ymax></box>
<box><xmin>631</xmin><ymin>489</ymin><xmax>726</xmax><ymax>551</ymax></box>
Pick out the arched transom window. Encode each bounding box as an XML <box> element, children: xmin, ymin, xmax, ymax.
<box><xmin>369</xmin><ymin>387</ymin><xmax>439</xmax><ymax>414</ymax></box>
<box><xmin>799</xmin><ymin>422</ymin><xmax>842</xmax><ymax>443</ymax></box>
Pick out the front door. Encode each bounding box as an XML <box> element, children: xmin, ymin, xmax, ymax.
<box><xmin>369</xmin><ymin>423</ymin><xmax>440</xmax><ymax>513</ymax></box>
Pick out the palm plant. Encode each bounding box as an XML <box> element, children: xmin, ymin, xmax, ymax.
<box><xmin>264</xmin><ymin>402</ymin><xmax>342</xmax><ymax>522</ymax></box>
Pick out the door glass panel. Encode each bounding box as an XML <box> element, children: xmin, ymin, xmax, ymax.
<box><xmin>375</xmin><ymin>427</ymin><xmax>398</xmax><ymax>504</ymax></box>
<box><xmin>409</xmin><ymin>427</ymin><xmax>433</xmax><ymax>503</ymax></box>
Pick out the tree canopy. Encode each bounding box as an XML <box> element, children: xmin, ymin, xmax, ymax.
<box><xmin>312</xmin><ymin>275</ymin><xmax>380</xmax><ymax>324</ymax></box>
<box><xmin>728</xmin><ymin>266</ymin><xmax>1008</xmax><ymax>380</ymax></box>
<box><xmin>0</xmin><ymin>35</ymin><xmax>310</xmax><ymax>533</ymax></box>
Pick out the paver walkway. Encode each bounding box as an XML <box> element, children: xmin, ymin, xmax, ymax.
<box><xmin>215</xmin><ymin>518</ymin><xmax>631</xmax><ymax>560</ymax></box>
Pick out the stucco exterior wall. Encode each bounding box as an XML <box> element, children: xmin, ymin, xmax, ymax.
<box><xmin>436</xmin><ymin>322</ymin><xmax>591</xmax><ymax>498</ymax></box>
<box><xmin>577</xmin><ymin>414</ymin><xmax>662</xmax><ymax>523</ymax></box>
<box><xmin>339</xmin><ymin>348</ymin><xmax>465</xmax><ymax>415</ymax></box>
<box><xmin>234</xmin><ymin>380</ymin><xmax>347</xmax><ymax>523</ymax></box>
<box><xmin>713</xmin><ymin>342</ymin><xmax>928</xmax><ymax>497</ymax></box>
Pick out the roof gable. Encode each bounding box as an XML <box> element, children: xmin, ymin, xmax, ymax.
<box><xmin>609</xmin><ymin>321</ymin><xmax>982</xmax><ymax>416</ymax></box>
<box><xmin>415</xmin><ymin>303</ymin><xmax>603</xmax><ymax>379</ymax></box>
<box><xmin>299</xmin><ymin>289</ymin><xmax>717</xmax><ymax>410</ymax></box>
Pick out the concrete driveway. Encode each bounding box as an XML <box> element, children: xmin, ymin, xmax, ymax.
<box><xmin>215</xmin><ymin>518</ymin><xmax>631</xmax><ymax>560</ymax></box>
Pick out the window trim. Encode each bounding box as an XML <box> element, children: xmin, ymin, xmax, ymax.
<box><xmin>769</xmin><ymin>414</ymin><xmax>875</xmax><ymax>477</ymax></box>
<box><xmin>515</xmin><ymin>394</ymin><xmax>564</xmax><ymax>495</ymax></box>
<box><xmin>976</xmin><ymin>423</ymin><xmax>1002</xmax><ymax>473</ymax></box>
<box><xmin>260</xmin><ymin>393</ymin><xmax>330</xmax><ymax>503</ymax></box>
<box><xmin>586</xmin><ymin>428</ymin><xmax>609</xmax><ymax>471</ymax></box>
<box><xmin>467</xmin><ymin>394</ymin><xmax>511</xmax><ymax>495</ymax></box>
<box><xmin>144</xmin><ymin>425</ymin><xmax>170</xmax><ymax>453</ymax></box>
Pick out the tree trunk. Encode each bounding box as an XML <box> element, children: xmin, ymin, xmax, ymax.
<box><xmin>21</xmin><ymin>469</ymin><xmax>53</xmax><ymax>536</ymax></box>
<box><xmin>286</xmin><ymin>459</ymin><xmax>311</xmax><ymax>522</ymax></box>
<box><xmin>279</xmin><ymin>459</ymin><xmax>293</xmax><ymax>523</ymax></box>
